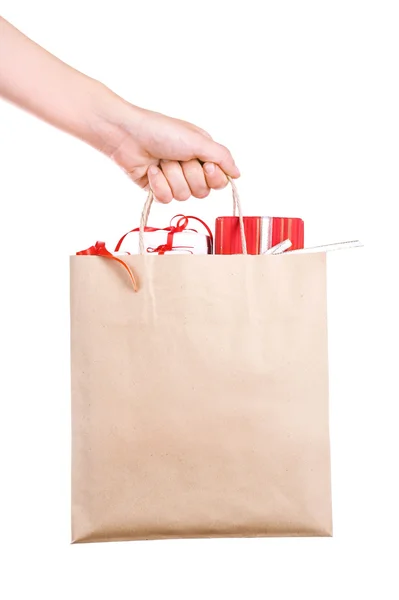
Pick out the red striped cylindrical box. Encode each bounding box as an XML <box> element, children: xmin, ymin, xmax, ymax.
<box><xmin>215</xmin><ymin>217</ymin><xmax>304</xmax><ymax>254</ymax></box>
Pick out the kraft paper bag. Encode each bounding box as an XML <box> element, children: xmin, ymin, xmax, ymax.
<box><xmin>70</xmin><ymin>248</ymin><xmax>332</xmax><ymax>543</ymax></box>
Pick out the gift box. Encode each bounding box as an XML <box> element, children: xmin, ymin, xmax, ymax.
<box><xmin>215</xmin><ymin>216</ymin><xmax>304</xmax><ymax>254</ymax></box>
<box><xmin>115</xmin><ymin>215</ymin><xmax>213</xmax><ymax>255</ymax></box>
<box><xmin>76</xmin><ymin>216</ymin><xmax>213</xmax><ymax>293</ymax></box>
<box><xmin>115</xmin><ymin>229</ymin><xmax>210</xmax><ymax>255</ymax></box>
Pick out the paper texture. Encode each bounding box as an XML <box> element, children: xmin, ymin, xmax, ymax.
<box><xmin>70</xmin><ymin>254</ymin><xmax>332</xmax><ymax>542</ymax></box>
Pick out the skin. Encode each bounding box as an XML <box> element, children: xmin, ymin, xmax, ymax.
<box><xmin>0</xmin><ymin>17</ymin><xmax>240</xmax><ymax>203</ymax></box>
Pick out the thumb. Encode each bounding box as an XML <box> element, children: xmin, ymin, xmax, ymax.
<box><xmin>195</xmin><ymin>138</ymin><xmax>240</xmax><ymax>179</ymax></box>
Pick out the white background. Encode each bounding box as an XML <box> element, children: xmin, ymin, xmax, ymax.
<box><xmin>0</xmin><ymin>1</ymin><xmax>398</xmax><ymax>598</ymax></box>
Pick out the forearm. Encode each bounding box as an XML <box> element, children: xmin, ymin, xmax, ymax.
<box><xmin>0</xmin><ymin>16</ymin><xmax>238</xmax><ymax>195</ymax></box>
<box><xmin>0</xmin><ymin>16</ymin><xmax>109</xmax><ymax>144</ymax></box>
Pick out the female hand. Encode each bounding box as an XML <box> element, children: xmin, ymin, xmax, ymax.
<box><xmin>87</xmin><ymin>92</ymin><xmax>240</xmax><ymax>203</ymax></box>
<box><xmin>0</xmin><ymin>17</ymin><xmax>240</xmax><ymax>204</ymax></box>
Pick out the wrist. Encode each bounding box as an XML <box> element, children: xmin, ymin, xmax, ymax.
<box><xmin>70</xmin><ymin>79</ymin><xmax>115</xmax><ymax>144</ymax></box>
<box><xmin>79</xmin><ymin>81</ymin><xmax>143</xmax><ymax>156</ymax></box>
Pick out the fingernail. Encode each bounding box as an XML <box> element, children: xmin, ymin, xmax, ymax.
<box><xmin>204</xmin><ymin>163</ymin><xmax>215</xmax><ymax>175</ymax></box>
<box><xmin>148</xmin><ymin>165</ymin><xmax>159</xmax><ymax>176</ymax></box>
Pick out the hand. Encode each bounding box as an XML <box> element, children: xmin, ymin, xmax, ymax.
<box><xmin>0</xmin><ymin>18</ymin><xmax>239</xmax><ymax>203</ymax></box>
<box><xmin>89</xmin><ymin>88</ymin><xmax>240</xmax><ymax>203</ymax></box>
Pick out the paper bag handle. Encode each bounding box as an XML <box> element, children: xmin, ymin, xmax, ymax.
<box><xmin>139</xmin><ymin>176</ymin><xmax>248</xmax><ymax>255</ymax></box>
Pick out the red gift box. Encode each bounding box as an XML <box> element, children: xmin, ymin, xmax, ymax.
<box><xmin>215</xmin><ymin>216</ymin><xmax>304</xmax><ymax>254</ymax></box>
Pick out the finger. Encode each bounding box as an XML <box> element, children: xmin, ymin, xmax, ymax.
<box><xmin>181</xmin><ymin>159</ymin><xmax>210</xmax><ymax>199</ymax></box>
<box><xmin>147</xmin><ymin>165</ymin><xmax>173</xmax><ymax>204</ymax></box>
<box><xmin>160</xmin><ymin>160</ymin><xmax>191</xmax><ymax>201</ymax></box>
<box><xmin>195</xmin><ymin>138</ymin><xmax>240</xmax><ymax>179</ymax></box>
<box><xmin>133</xmin><ymin>173</ymin><xmax>149</xmax><ymax>189</ymax></box>
<box><xmin>193</xmin><ymin>125</ymin><xmax>213</xmax><ymax>139</ymax></box>
<box><xmin>202</xmin><ymin>162</ymin><xmax>229</xmax><ymax>190</ymax></box>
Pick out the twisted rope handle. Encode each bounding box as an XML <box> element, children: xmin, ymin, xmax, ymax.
<box><xmin>228</xmin><ymin>177</ymin><xmax>247</xmax><ymax>255</ymax></box>
<box><xmin>139</xmin><ymin>176</ymin><xmax>247</xmax><ymax>255</ymax></box>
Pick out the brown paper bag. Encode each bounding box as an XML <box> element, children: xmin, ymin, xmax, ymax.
<box><xmin>70</xmin><ymin>187</ymin><xmax>332</xmax><ymax>543</ymax></box>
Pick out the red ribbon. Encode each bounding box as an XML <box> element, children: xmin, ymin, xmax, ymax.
<box><xmin>76</xmin><ymin>241</ymin><xmax>138</xmax><ymax>292</ymax></box>
<box><xmin>147</xmin><ymin>245</ymin><xmax>194</xmax><ymax>254</ymax></box>
<box><xmin>115</xmin><ymin>215</ymin><xmax>213</xmax><ymax>255</ymax></box>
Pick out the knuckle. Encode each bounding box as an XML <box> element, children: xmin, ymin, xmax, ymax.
<box><xmin>157</xmin><ymin>194</ymin><xmax>172</xmax><ymax>204</ymax></box>
<box><xmin>162</xmin><ymin>160</ymin><xmax>179</xmax><ymax>172</ymax></box>
<box><xmin>151</xmin><ymin>175</ymin><xmax>163</xmax><ymax>188</ymax></box>
<box><xmin>152</xmin><ymin>184</ymin><xmax>172</xmax><ymax>203</ymax></box>
<box><xmin>174</xmin><ymin>188</ymin><xmax>191</xmax><ymax>201</ymax></box>
<box><xmin>215</xmin><ymin>180</ymin><xmax>229</xmax><ymax>190</ymax></box>
<box><xmin>194</xmin><ymin>188</ymin><xmax>210</xmax><ymax>199</ymax></box>
<box><xmin>215</xmin><ymin>173</ymin><xmax>229</xmax><ymax>189</ymax></box>
<box><xmin>219</xmin><ymin>144</ymin><xmax>230</xmax><ymax>158</ymax></box>
<box><xmin>182</xmin><ymin>160</ymin><xmax>199</xmax><ymax>173</ymax></box>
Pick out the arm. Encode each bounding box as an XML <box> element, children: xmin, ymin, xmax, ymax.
<box><xmin>0</xmin><ymin>17</ymin><xmax>239</xmax><ymax>202</ymax></box>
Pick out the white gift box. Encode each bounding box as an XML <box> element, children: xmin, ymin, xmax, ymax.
<box><xmin>116</xmin><ymin>229</ymin><xmax>212</xmax><ymax>255</ymax></box>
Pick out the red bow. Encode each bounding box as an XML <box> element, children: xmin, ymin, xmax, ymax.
<box><xmin>76</xmin><ymin>241</ymin><xmax>138</xmax><ymax>291</ymax></box>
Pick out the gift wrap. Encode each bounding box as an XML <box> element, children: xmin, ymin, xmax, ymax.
<box><xmin>215</xmin><ymin>216</ymin><xmax>304</xmax><ymax>254</ymax></box>
<box><xmin>117</xmin><ymin>229</ymin><xmax>212</xmax><ymax>255</ymax></box>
